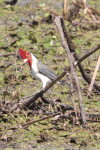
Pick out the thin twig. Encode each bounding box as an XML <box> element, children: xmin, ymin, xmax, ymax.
<box><xmin>21</xmin><ymin>112</ymin><xmax>61</xmax><ymax>128</ymax></box>
<box><xmin>89</xmin><ymin>6</ymin><xmax>100</xmax><ymax>16</ymax></box>
<box><xmin>63</xmin><ymin>0</ymin><xmax>67</xmax><ymax>16</ymax></box>
<box><xmin>75</xmin><ymin>44</ymin><xmax>100</xmax><ymax>65</ymax></box>
<box><xmin>0</xmin><ymin>53</ymin><xmax>16</xmax><ymax>57</ymax></box>
<box><xmin>43</xmin><ymin>7</ymin><xmax>71</xmax><ymax>22</ymax></box>
<box><xmin>8</xmin><ymin>112</ymin><xmax>61</xmax><ymax>130</ymax></box>
<box><xmin>88</xmin><ymin>55</ymin><xmax>100</xmax><ymax>97</ymax></box>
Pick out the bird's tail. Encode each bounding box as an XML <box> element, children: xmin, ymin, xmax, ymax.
<box><xmin>57</xmin><ymin>80</ymin><xmax>71</xmax><ymax>88</ymax></box>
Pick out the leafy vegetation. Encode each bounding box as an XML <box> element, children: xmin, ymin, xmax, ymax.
<box><xmin>0</xmin><ymin>0</ymin><xmax>100</xmax><ymax>149</ymax></box>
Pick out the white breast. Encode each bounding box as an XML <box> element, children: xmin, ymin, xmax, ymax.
<box><xmin>31</xmin><ymin>53</ymin><xmax>38</xmax><ymax>72</ymax></box>
<box><xmin>30</xmin><ymin>53</ymin><xmax>51</xmax><ymax>87</ymax></box>
<box><xmin>37</xmin><ymin>73</ymin><xmax>51</xmax><ymax>88</ymax></box>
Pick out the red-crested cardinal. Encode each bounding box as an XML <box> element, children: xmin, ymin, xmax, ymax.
<box><xmin>17</xmin><ymin>48</ymin><xmax>71</xmax><ymax>88</ymax></box>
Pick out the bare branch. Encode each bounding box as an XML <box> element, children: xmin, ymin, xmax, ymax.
<box><xmin>21</xmin><ymin>112</ymin><xmax>61</xmax><ymax>128</ymax></box>
<box><xmin>54</xmin><ymin>16</ymin><xmax>86</xmax><ymax>124</ymax></box>
<box><xmin>61</xmin><ymin>16</ymin><xmax>100</xmax><ymax>91</ymax></box>
<box><xmin>0</xmin><ymin>53</ymin><xmax>16</xmax><ymax>57</ymax></box>
<box><xmin>88</xmin><ymin>55</ymin><xmax>100</xmax><ymax>97</ymax></box>
<box><xmin>10</xmin><ymin>71</ymin><xmax>67</xmax><ymax>112</ymax></box>
<box><xmin>63</xmin><ymin>0</ymin><xmax>67</xmax><ymax>16</ymax></box>
<box><xmin>75</xmin><ymin>44</ymin><xmax>100</xmax><ymax>65</ymax></box>
<box><xmin>43</xmin><ymin>7</ymin><xmax>71</xmax><ymax>22</ymax></box>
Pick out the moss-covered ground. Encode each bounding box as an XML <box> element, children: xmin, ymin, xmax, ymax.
<box><xmin>0</xmin><ymin>0</ymin><xmax>100</xmax><ymax>149</ymax></box>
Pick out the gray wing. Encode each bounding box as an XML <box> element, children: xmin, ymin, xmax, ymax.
<box><xmin>37</xmin><ymin>60</ymin><xmax>57</xmax><ymax>80</ymax></box>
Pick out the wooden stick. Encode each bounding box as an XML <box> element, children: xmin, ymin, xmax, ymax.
<box><xmin>43</xmin><ymin>7</ymin><xmax>71</xmax><ymax>22</ymax></box>
<box><xmin>63</xmin><ymin>0</ymin><xmax>67</xmax><ymax>16</ymax></box>
<box><xmin>54</xmin><ymin>16</ymin><xmax>86</xmax><ymax>124</ymax></box>
<box><xmin>0</xmin><ymin>53</ymin><xmax>16</xmax><ymax>57</ymax></box>
<box><xmin>89</xmin><ymin>6</ymin><xmax>100</xmax><ymax>16</ymax></box>
<box><xmin>21</xmin><ymin>112</ymin><xmax>61</xmax><ymax>128</ymax></box>
<box><xmin>22</xmin><ymin>71</ymin><xmax>67</xmax><ymax>107</ymax></box>
<box><xmin>88</xmin><ymin>55</ymin><xmax>100</xmax><ymax>97</ymax></box>
<box><xmin>75</xmin><ymin>44</ymin><xmax>100</xmax><ymax>65</ymax></box>
<box><xmin>61</xmin><ymin>16</ymin><xmax>100</xmax><ymax>91</ymax></box>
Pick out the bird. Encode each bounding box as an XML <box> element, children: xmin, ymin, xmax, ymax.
<box><xmin>17</xmin><ymin>48</ymin><xmax>71</xmax><ymax>88</ymax></box>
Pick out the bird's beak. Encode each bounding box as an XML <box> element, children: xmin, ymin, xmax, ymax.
<box><xmin>24</xmin><ymin>59</ymin><xmax>28</xmax><ymax>63</ymax></box>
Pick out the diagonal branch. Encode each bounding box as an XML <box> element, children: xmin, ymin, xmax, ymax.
<box><xmin>88</xmin><ymin>55</ymin><xmax>100</xmax><ymax>97</ymax></box>
<box><xmin>61</xmin><ymin>17</ymin><xmax>100</xmax><ymax>91</ymax></box>
<box><xmin>10</xmin><ymin>70</ymin><xmax>67</xmax><ymax>112</ymax></box>
<box><xmin>76</xmin><ymin>45</ymin><xmax>100</xmax><ymax>65</ymax></box>
<box><xmin>54</xmin><ymin>16</ymin><xmax>86</xmax><ymax>124</ymax></box>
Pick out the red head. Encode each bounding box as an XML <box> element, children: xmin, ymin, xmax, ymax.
<box><xmin>19</xmin><ymin>48</ymin><xmax>32</xmax><ymax>67</ymax></box>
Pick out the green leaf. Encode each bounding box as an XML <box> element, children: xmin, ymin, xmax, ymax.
<box><xmin>0</xmin><ymin>41</ymin><xmax>5</xmax><ymax>47</ymax></box>
<box><xmin>17</xmin><ymin>31</ymin><xmax>26</xmax><ymax>39</ymax></box>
